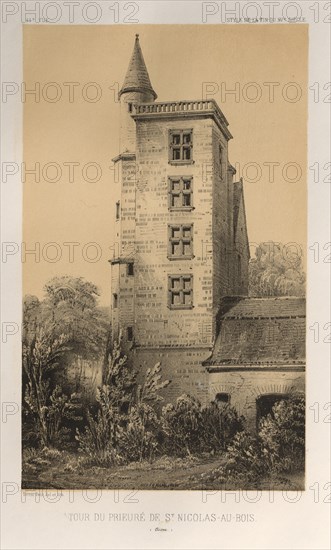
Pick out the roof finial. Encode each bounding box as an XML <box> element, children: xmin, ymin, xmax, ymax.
<box><xmin>135</xmin><ymin>34</ymin><xmax>139</xmax><ymax>40</ymax></box>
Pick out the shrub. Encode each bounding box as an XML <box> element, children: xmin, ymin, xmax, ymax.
<box><xmin>258</xmin><ymin>394</ymin><xmax>305</xmax><ymax>472</ymax></box>
<box><xmin>200</xmin><ymin>431</ymin><xmax>265</xmax><ymax>486</ymax></box>
<box><xmin>76</xmin><ymin>351</ymin><xmax>170</xmax><ymax>465</ymax></box>
<box><xmin>200</xmin><ymin>402</ymin><xmax>245</xmax><ymax>452</ymax></box>
<box><xmin>205</xmin><ymin>395</ymin><xmax>305</xmax><ymax>485</ymax></box>
<box><xmin>102</xmin><ymin>332</ymin><xmax>137</xmax><ymax>412</ymax></box>
<box><xmin>23</xmin><ymin>328</ymin><xmax>70</xmax><ymax>447</ymax></box>
<box><xmin>161</xmin><ymin>395</ymin><xmax>203</xmax><ymax>457</ymax></box>
<box><xmin>75</xmin><ymin>385</ymin><xmax>123</xmax><ymax>467</ymax></box>
<box><xmin>117</xmin><ymin>363</ymin><xmax>170</xmax><ymax>462</ymax></box>
<box><xmin>225</xmin><ymin>431</ymin><xmax>266</xmax><ymax>479</ymax></box>
<box><xmin>161</xmin><ymin>396</ymin><xmax>244</xmax><ymax>457</ymax></box>
<box><xmin>118</xmin><ymin>403</ymin><xmax>160</xmax><ymax>462</ymax></box>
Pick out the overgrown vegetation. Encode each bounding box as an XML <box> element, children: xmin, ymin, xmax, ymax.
<box><xmin>22</xmin><ymin>276</ymin><xmax>305</xmax><ymax>488</ymax></box>
<box><xmin>203</xmin><ymin>394</ymin><xmax>305</xmax><ymax>486</ymax></box>
<box><xmin>22</xmin><ymin>276</ymin><xmax>109</xmax><ymax>448</ymax></box>
<box><xmin>162</xmin><ymin>395</ymin><xmax>244</xmax><ymax>457</ymax></box>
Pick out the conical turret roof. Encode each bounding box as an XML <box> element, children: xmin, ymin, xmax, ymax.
<box><xmin>119</xmin><ymin>34</ymin><xmax>157</xmax><ymax>99</ymax></box>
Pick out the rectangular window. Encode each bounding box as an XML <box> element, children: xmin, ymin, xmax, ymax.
<box><xmin>168</xmin><ymin>275</ymin><xmax>193</xmax><ymax>309</ymax></box>
<box><xmin>115</xmin><ymin>201</ymin><xmax>120</xmax><ymax>220</ymax></box>
<box><xmin>168</xmin><ymin>225</ymin><xmax>193</xmax><ymax>259</ymax></box>
<box><xmin>127</xmin><ymin>263</ymin><xmax>134</xmax><ymax>276</ymax></box>
<box><xmin>113</xmin><ymin>293</ymin><xmax>118</xmax><ymax>309</ymax></box>
<box><xmin>169</xmin><ymin>129</ymin><xmax>193</xmax><ymax>164</ymax></box>
<box><xmin>168</xmin><ymin>177</ymin><xmax>193</xmax><ymax>210</ymax></box>
<box><xmin>127</xmin><ymin>326</ymin><xmax>133</xmax><ymax>341</ymax></box>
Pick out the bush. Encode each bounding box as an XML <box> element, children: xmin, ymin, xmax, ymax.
<box><xmin>200</xmin><ymin>402</ymin><xmax>245</xmax><ymax>452</ymax></box>
<box><xmin>76</xmin><ymin>355</ymin><xmax>170</xmax><ymax>465</ymax></box>
<box><xmin>224</xmin><ymin>431</ymin><xmax>266</xmax><ymax>480</ymax></box>
<box><xmin>258</xmin><ymin>394</ymin><xmax>305</xmax><ymax>472</ymax></box>
<box><xmin>161</xmin><ymin>395</ymin><xmax>244</xmax><ymax>457</ymax></box>
<box><xmin>76</xmin><ymin>385</ymin><xmax>123</xmax><ymax>467</ymax></box>
<box><xmin>162</xmin><ymin>395</ymin><xmax>202</xmax><ymax>457</ymax></box>
<box><xmin>118</xmin><ymin>404</ymin><xmax>160</xmax><ymax>462</ymax></box>
<box><xmin>205</xmin><ymin>394</ymin><xmax>305</xmax><ymax>485</ymax></box>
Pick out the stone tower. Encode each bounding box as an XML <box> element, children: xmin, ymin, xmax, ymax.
<box><xmin>110</xmin><ymin>36</ymin><xmax>250</xmax><ymax>402</ymax></box>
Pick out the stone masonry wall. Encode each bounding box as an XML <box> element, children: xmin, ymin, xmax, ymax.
<box><xmin>208</xmin><ymin>369</ymin><xmax>305</xmax><ymax>430</ymax></box>
<box><xmin>133</xmin><ymin>116</ymin><xmax>233</xmax><ymax>350</ymax></box>
<box><xmin>131</xmin><ymin>347</ymin><xmax>211</xmax><ymax>406</ymax></box>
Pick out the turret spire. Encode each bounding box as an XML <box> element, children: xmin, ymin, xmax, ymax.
<box><xmin>119</xmin><ymin>35</ymin><xmax>157</xmax><ymax>100</ymax></box>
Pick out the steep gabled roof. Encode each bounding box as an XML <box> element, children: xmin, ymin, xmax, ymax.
<box><xmin>119</xmin><ymin>35</ymin><xmax>157</xmax><ymax>99</ymax></box>
<box><xmin>205</xmin><ymin>297</ymin><xmax>306</xmax><ymax>367</ymax></box>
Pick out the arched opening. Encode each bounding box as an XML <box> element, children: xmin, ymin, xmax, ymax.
<box><xmin>256</xmin><ymin>393</ymin><xmax>289</xmax><ymax>427</ymax></box>
<box><xmin>215</xmin><ymin>392</ymin><xmax>230</xmax><ymax>407</ymax></box>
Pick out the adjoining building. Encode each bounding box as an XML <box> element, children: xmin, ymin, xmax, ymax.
<box><xmin>109</xmin><ymin>35</ymin><xmax>305</xmax><ymax>427</ymax></box>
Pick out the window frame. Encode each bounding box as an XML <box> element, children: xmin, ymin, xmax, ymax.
<box><xmin>127</xmin><ymin>263</ymin><xmax>134</xmax><ymax>276</ymax></box>
<box><xmin>168</xmin><ymin>274</ymin><xmax>194</xmax><ymax>310</ymax></box>
<box><xmin>168</xmin><ymin>176</ymin><xmax>194</xmax><ymax>211</ymax></box>
<box><xmin>168</xmin><ymin>129</ymin><xmax>194</xmax><ymax>165</ymax></box>
<box><xmin>168</xmin><ymin>224</ymin><xmax>194</xmax><ymax>260</ymax></box>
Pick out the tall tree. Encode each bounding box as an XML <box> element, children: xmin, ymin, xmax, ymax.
<box><xmin>249</xmin><ymin>242</ymin><xmax>305</xmax><ymax>297</ymax></box>
<box><xmin>42</xmin><ymin>276</ymin><xmax>109</xmax><ymax>360</ymax></box>
<box><xmin>22</xmin><ymin>277</ymin><xmax>110</xmax><ymax>445</ymax></box>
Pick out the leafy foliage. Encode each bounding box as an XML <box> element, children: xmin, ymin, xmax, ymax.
<box><xmin>136</xmin><ymin>362</ymin><xmax>171</xmax><ymax>405</ymax></box>
<box><xmin>200</xmin><ymin>402</ymin><xmax>245</xmax><ymax>452</ymax></box>
<box><xmin>102</xmin><ymin>331</ymin><xmax>137</xmax><ymax>412</ymax></box>
<box><xmin>249</xmin><ymin>242</ymin><xmax>305</xmax><ymax>297</ymax></box>
<box><xmin>76</xmin><ymin>338</ymin><xmax>170</xmax><ymax>465</ymax></box>
<box><xmin>161</xmin><ymin>395</ymin><xmax>203</xmax><ymax>457</ymax></box>
<box><xmin>23</xmin><ymin>277</ymin><xmax>109</xmax><ymax>364</ymax></box>
<box><xmin>42</xmin><ymin>276</ymin><xmax>109</xmax><ymax>361</ymax></box>
<box><xmin>222</xmin><ymin>431</ymin><xmax>265</xmax><ymax>481</ymax></box>
<box><xmin>161</xmin><ymin>395</ymin><xmax>244</xmax><ymax>457</ymax></box>
<box><xmin>206</xmin><ymin>394</ymin><xmax>305</xmax><ymax>485</ymax></box>
<box><xmin>75</xmin><ymin>385</ymin><xmax>124</xmax><ymax>466</ymax></box>
<box><xmin>259</xmin><ymin>394</ymin><xmax>305</xmax><ymax>472</ymax></box>
<box><xmin>118</xmin><ymin>403</ymin><xmax>160</xmax><ymax>463</ymax></box>
<box><xmin>22</xmin><ymin>276</ymin><xmax>109</xmax><ymax>448</ymax></box>
<box><xmin>119</xmin><ymin>362</ymin><xmax>171</xmax><ymax>462</ymax></box>
<box><xmin>23</xmin><ymin>328</ymin><xmax>80</xmax><ymax>447</ymax></box>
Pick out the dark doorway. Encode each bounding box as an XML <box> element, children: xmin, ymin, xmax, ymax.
<box><xmin>256</xmin><ymin>393</ymin><xmax>289</xmax><ymax>427</ymax></box>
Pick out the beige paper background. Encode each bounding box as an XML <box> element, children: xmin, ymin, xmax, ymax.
<box><xmin>23</xmin><ymin>24</ymin><xmax>307</xmax><ymax>304</ymax></box>
<box><xmin>2</xmin><ymin>9</ymin><xmax>330</xmax><ymax>549</ymax></box>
